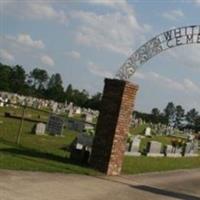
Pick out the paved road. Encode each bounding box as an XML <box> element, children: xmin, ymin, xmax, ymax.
<box><xmin>0</xmin><ymin>169</ymin><xmax>200</xmax><ymax>200</ymax></box>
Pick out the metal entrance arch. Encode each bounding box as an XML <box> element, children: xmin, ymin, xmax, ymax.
<box><xmin>90</xmin><ymin>25</ymin><xmax>200</xmax><ymax>176</ymax></box>
<box><xmin>116</xmin><ymin>25</ymin><xmax>200</xmax><ymax>80</ymax></box>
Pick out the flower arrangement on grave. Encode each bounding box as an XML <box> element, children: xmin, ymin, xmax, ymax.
<box><xmin>84</xmin><ymin>128</ymin><xmax>95</xmax><ymax>136</ymax></box>
<box><xmin>195</xmin><ymin>134</ymin><xmax>200</xmax><ymax>140</ymax></box>
<box><xmin>126</xmin><ymin>132</ymin><xmax>133</xmax><ymax>143</ymax></box>
<box><xmin>171</xmin><ymin>138</ymin><xmax>186</xmax><ymax>148</ymax></box>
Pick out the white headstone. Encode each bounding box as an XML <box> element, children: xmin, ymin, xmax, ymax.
<box><xmin>75</xmin><ymin>107</ymin><xmax>81</xmax><ymax>114</ymax></box>
<box><xmin>148</xmin><ymin>141</ymin><xmax>163</xmax><ymax>156</ymax></box>
<box><xmin>130</xmin><ymin>138</ymin><xmax>141</xmax><ymax>152</ymax></box>
<box><xmin>126</xmin><ymin>136</ymin><xmax>141</xmax><ymax>156</ymax></box>
<box><xmin>68</xmin><ymin>108</ymin><xmax>74</xmax><ymax>117</ymax></box>
<box><xmin>145</xmin><ymin>127</ymin><xmax>151</xmax><ymax>137</ymax></box>
<box><xmin>35</xmin><ymin>123</ymin><xmax>46</xmax><ymax>135</ymax></box>
<box><xmin>166</xmin><ymin>145</ymin><xmax>173</xmax><ymax>154</ymax></box>
<box><xmin>52</xmin><ymin>102</ymin><xmax>58</xmax><ymax>113</ymax></box>
<box><xmin>85</xmin><ymin>113</ymin><xmax>93</xmax><ymax>123</ymax></box>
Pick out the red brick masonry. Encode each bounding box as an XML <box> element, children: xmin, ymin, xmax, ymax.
<box><xmin>90</xmin><ymin>78</ymin><xmax>138</xmax><ymax>175</ymax></box>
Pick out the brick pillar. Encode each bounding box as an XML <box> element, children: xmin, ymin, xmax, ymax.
<box><xmin>90</xmin><ymin>78</ymin><xmax>138</xmax><ymax>175</ymax></box>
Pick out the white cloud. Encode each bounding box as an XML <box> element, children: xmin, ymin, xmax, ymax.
<box><xmin>88</xmin><ymin>61</ymin><xmax>113</xmax><ymax>78</ymax></box>
<box><xmin>4</xmin><ymin>34</ymin><xmax>45</xmax><ymax>49</ymax></box>
<box><xmin>139</xmin><ymin>71</ymin><xmax>200</xmax><ymax>94</ymax></box>
<box><xmin>71</xmin><ymin>3</ymin><xmax>149</xmax><ymax>55</ymax></box>
<box><xmin>65</xmin><ymin>50</ymin><xmax>81</xmax><ymax>60</ymax></box>
<box><xmin>134</xmin><ymin>71</ymin><xmax>146</xmax><ymax>79</ymax></box>
<box><xmin>41</xmin><ymin>55</ymin><xmax>55</xmax><ymax>66</ymax></box>
<box><xmin>162</xmin><ymin>9</ymin><xmax>184</xmax><ymax>21</ymax></box>
<box><xmin>16</xmin><ymin>34</ymin><xmax>45</xmax><ymax>49</ymax></box>
<box><xmin>0</xmin><ymin>49</ymin><xmax>15</xmax><ymax>62</ymax></box>
<box><xmin>168</xmin><ymin>45</ymin><xmax>200</xmax><ymax>70</ymax></box>
<box><xmin>0</xmin><ymin>34</ymin><xmax>46</xmax><ymax>66</ymax></box>
<box><xmin>194</xmin><ymin>0</ymin><xmax>200</xmax><ymax>6</ymax></box>
<box><xmin>1</xmin><ymin>1</ymin><xmax>68</xmax><ymax>24</ymax></box>
<box><xmin>183</xmin><ymin>78</ymin><xmax>200</xmax><ymax>93</ymax></box>
<box><xmin>149</xmin><ymin>72</ymin><xmax>185</xmax><ymax>91</ymax></box>
<box><xmin>86</xmin><ymin>0</ymin><xmax>134</xmax><ymax>15</ymax></box>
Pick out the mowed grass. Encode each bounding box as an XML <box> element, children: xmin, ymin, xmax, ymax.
<box><xmin>0</xmin><ymin>106</ymin><xmax>98</xmax><ymax>175</ymax></box>
<box><xmin>122</xmin><ymin>156</ymin><xmax>200</xmax><ymax>174</ymax></box>
<box><xmin>0</xmin><ymin>140</ymin><xmax>97</xmax><ymax>175</ymax></box>
<box><xmin>0</xmin><ymin>106</ymin><xmax>200</xmax><ymax>175</ymax></box>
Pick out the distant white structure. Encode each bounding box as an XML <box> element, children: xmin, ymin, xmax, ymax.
<box><xmin>145</xmin><ymin>127</ymin><xmax>151</xmax><ymax>137</ymax></box>
<box><xmin>0</xmin><ymin>97</ymin><xmax>4</xmax><ymax>107</ymax></box>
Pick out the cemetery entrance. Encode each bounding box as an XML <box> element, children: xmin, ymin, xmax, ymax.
<box><xmin>90</xmin><ymin>25</ymin><xmax>200</xmax><ymax>175</ymax></box>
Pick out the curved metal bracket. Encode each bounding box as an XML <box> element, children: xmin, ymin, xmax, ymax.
<box><xmin>116</xmin><ymin>25</ymin><xmax>200</xmax><ymax>80</ymax></box>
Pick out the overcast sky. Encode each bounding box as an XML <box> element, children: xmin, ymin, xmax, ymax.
<box><xmin>1</xmin><ymin>0</ymin><xmax>200</xmax><ymax>113</ymax></box>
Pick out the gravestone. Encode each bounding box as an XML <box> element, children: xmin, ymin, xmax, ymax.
<box><xmin>148</xmin><ymin>141</ymin><xmax>163</xmax><ymax>157</ymax></box>
<box><xmin>52</xmin><ymin>102</ymin><xmax>58</xmax><ymax>113</ymax></box>
<box><xmin>175</xmin><ymin>147</ymin><xmax>183</xmax><ymax>157</ymax></box>
<box><xmin>184</xmin><ymin>141</ymin><xmax>199</xmax><ymax>157</ymax></box>
<box><xmin>125</xmin><ymin>136</ymin><xmax>141</xmax><ymax>156</ymax></box>
<box><xmin>145</xmin><ymin>127</ymin><xmax>151</xmax><ymax>137</ymax></box>
<box><xmin>68</xmin><ymin>108</ymin><xmax>74</xmax><ymax>117</ymax></box>
<box><xmin>166</xmin><ymin>145</ymin><xmax>173</xmax><ymax>154</ymax></box>
<box><xmin>46</xmin><ymin>115</ymin><xmax>64</xmax><ymax>135</ymax></box>
<box><xmin>185</xmin><ymin>142</ymin><xmax>192</xmax><ymax>154</ymax></box>
<box><xmin>165</xmin><ymin>145</ymin><xmax>177</xmax><ymax>157</ymax></box>
<box><xmin>84</xmin><ymin>123</ymin><xmax>94</xmax><ymax>131</ymax></box>
<box><xmin>67</xmin><ymin>102</ymin><xmax>73</xmax><ymax>110</ymax></box>
<box><xmin>70</xmin><ymin>133</ymin><xmax>94</xmax><ymax>164</ymax></box>
<box><xmin>35</xmin><ymin>123</ymin><xmax>46</xmax><ymax>135</ymax></box>
<box><xmin>193</xmin><ymin>140</ymin><xmax>199</xmax><ymax>154</ymax></box>
<box><xmin>67</xmin><ymin>119</ymin><xmax>85</xmax><ymax>132</ymax></box>
<box><xmin>75</xmin><ymin>107</ymin><xmax>81</xmax><ymax>114</ymax></box>
<box><xmin>0</xmin><ymin>97</ymin><xmax>4</xmax><ymax>107</ymax></box>
<box><xmin>84</xmin><ymin>113</ymin><xmax>93</xmax><ymax>123</ymax></box>
<box><xmin>76</xmin><ymin>133</ymin><xmax>93</xmax><ymax>151</ymax></box>
<box><xmin>32</xmin><ymin>100</ymin><xmax>38</xmax><ymax>109</ymax></box>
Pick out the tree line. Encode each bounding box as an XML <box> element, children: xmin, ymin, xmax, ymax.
<box><xmin>0</xmin><ymin>63</ymin><xmax>101</xmax><ymax>110</ymax></box>
<box><xmin>134</xmin><ymin>102</ymin><xmax>200</xmax><ymax>131</ymax></box>
<box><xmin>1</xmin><ymin>62</ymin><xmax>199</xmax><ymax>130</ymax></box>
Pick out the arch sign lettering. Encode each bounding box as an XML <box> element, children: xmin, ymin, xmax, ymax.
<box><xmin>116</xmin><ymin>25</ymin><xmax>200</xmax><ymax>80</ymax></box>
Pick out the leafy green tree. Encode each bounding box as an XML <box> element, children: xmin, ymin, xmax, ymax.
<box><xmin>46</xmin><ymin>73</ymin><xmax>64</xmax><ymax>102</ymax></box>
<box><xmin>65</xmin><ymin>84</ymin><xmax>73</xmax><ymax>102</ymax></box>
<box><xmin>71</xmin><ymin>89</ymin><xmax>89</xmax><ymax>107</ymax></box>
<box><xmin>10</xmin><ymin>65</ymin><xmax>26</xmax><ymax>93</ymax></box>
<box><xmin>175</xmin><ymin>105</ymin><xmax>185</xmax><ymax>127</ymax></box>
<box><xmin>186</xmin><ymin>108</ymin><xmax>198</xmax><ymax>126</ymax></box>
<box><xmin>85</xmin><ymin>92</ymin><xmax>102</xmax><ymax>110</ymax></box>
<box><xmin>30</xmin><ymin>68</ymin><xmax>49</xmax><ymax>90</ymax></box>
<box><xmin>164</xmin><ymin>102</ymin><xmax>176</xmax><ymax>125</ymax></box>
<box><xmin>0</xmin><ymin>63</ymin><xmax>12</xmax><ymax>91</ymax></box>
<box><xmin>151</xmin><ymin>108</ymin><xmax>160</xmax><ymax>117</ymax></box>
<box><xmin>194</xmin><ymin>115</ymin><xmax>200</xmax><ymax>128</ymax></box>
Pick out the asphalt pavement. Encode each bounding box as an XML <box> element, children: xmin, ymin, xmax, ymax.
<box><xmin>0</xmin><ymin>169</ymin><xmax>200</xmax><ymax>200</ymax></box>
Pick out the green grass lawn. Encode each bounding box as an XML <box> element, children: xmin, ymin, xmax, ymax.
<box><xmin>0</xmin><ymin>140</ymin><xmax>97</xmax><ymax>175</ymax></box>
<box><xmin>129</xmin><ymin>124</ymin><xmax>147</xmax><ymax>135</ymax></box>
<box><xmin>0</xmin><ymin>106</ymin><xmax>200</xmax><ymax>175</ymax></box>
<box><xmin>123</xmin><ymin>156</ymin><xmax>200</xmax><ymax>174</ymax></box>
<box><xmin>0</xmin><ymin>106</ymin><xmax>98</xmax><ymax>175</ymax></box>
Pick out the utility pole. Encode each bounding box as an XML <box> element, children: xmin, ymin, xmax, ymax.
<box><xmin>16</xmin><ymin>105</ymin><xmax>26</xmax><ymax>145</ymax></box>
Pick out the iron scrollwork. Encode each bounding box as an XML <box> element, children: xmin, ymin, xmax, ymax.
<box><xmin>116</xmin><ymin>25</ymin><xmax>200</xmax><ymax>80</ymax></box>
